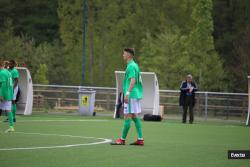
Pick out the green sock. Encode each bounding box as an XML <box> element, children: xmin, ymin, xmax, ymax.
<box><xmin>121</xmin><ymin>119</ymin><xmax>131</xmax><ymax>139</ymax></box>
<box><xmin>132</xmin><ymin>117</ymin><xmax>143</xmax><ymax>139</ymax></box>
<box><xmin>12</xmin><ymin>104</ymin><xmax>16</xmax><ymax>120</ymax></box>
<box><xmin>7</xmin><ymin>111</ymin><xmax>14</xmax><ymax>127</ymax></box>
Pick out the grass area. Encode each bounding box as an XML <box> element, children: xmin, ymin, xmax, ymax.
<box><xmin>0</xmin><ymin>114</ymin><xmax>249</xmax><ymax>167</ymax></box>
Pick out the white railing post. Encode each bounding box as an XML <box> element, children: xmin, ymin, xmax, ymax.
<box><xmin>246</xmin><ymin>76</ymin><xmax>250</xmax><ymax>126</ymax></box>
<box><xmin>204</xmin><ymin>92</ymin><xmax>208</xmax><ymax>121</ymax></box>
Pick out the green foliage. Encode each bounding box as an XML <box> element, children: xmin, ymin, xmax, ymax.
<box><xmin>32</xmin><ymin>41</ymin><xmax>67</xmax><ymax>84</ymax></box>
<box><xmin>213</xmin><ymin>0</ymin><xmax>250</xmax><ymax>92</ymax></box>
<box><xmin>140</xmin><ymin>29</ymin><xmax>189</xmax><ymax>89</ymax></box>
<box><xmin>0</xmin><ymin>19</ymin><xmax>36</xmax><ymax>67</ymax></box>
<box><xmin>57</xmin><ymin>0</ymin><xmax>83</xmax><ymax>85</ymax></box>
<box><xmin>0</xmin><ymin>18</ymin><xmax>66</xmax><ymax>85</ymax></box>
<box><xmin>34</xmin><ymin>64</ymin><xmax>49</xmax><ymax>84</ymax></box>
<box><xmin>140</xmin><ymin>0</ymin><xmax>225</xmax><ymax>91</ymax></box>
<box><xmin>187</xmin><ymin>0</ymin><xmax>225</xmax><ymax>91</ymax></box>
<box><xmin>0</xmin><ymin>0</ymin><xmax>59</xmax><ymax>43</ymax></box>
<box><xmin>0</xmin><ymin>0</ymin><xmax>248</xmax><ymax>92</ymax></box>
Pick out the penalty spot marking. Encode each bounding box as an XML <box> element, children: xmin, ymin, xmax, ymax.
<box><xmin>0</xmin><ymin>132</ymin><xmax>112</xmax><ymax>151</ymax></box>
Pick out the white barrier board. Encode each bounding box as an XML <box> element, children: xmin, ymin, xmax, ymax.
<box><xmin>114</xmin><ymin>71</ymin><xmax>160</xmax><ymax>118</ymax></box>
<box><xmin>16</xmin><ymin>67</ymin><xmax>33</xmax><ymax>115</ymax></box>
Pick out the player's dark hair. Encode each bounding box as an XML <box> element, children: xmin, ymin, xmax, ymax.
<box><xmin>9</xmin><ymin>59</ymin><xmax>16</xmax><ymax>66</ymax></box>
<box><xmin>124</xmin><ymin>48</ymin><xmax>135</xmax><ymax>56</ymax></box>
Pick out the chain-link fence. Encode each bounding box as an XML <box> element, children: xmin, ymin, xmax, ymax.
<box><xmin>33</xmin><ymin>84</ymin><xmax>248</xmax><ymax>122</ymax></box>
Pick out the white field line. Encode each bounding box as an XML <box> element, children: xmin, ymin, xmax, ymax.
<box><xmin>9</xmin><ymin>119</ymin><xmax>109</xmax><ymax>123</ymax></box>
<box><xmin>0</xmin><ymin>132</ymin><xmax>112</xmax><ymax>151</ymax></box>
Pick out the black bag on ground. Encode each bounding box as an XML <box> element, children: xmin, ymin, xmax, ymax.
<box><xmin>143</xmin><ymin>114</ymin><xmax>162</xmax><ymax>122</ymax></box>
<box><xmin>115</xmin><ymin>92</ymin><xmax>124</xmax><ymax>118</ymax></box>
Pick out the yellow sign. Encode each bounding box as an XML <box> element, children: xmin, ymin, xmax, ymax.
<box><xmin>81</xmin><ymin>96</ymin><xmax>88</xmax><ymax>106</ymax></box>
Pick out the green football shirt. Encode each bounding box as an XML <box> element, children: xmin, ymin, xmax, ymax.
<box><xmin>0</xmin><ymin>69</ymin><xmax>14</xmax><ymax>101</ymax></box>
<box><xmin>123</xmin><ymin>60</ymin><xmax>143</xmax><ymax>99</ymax></box>
<box><xmin>9</xmin><ymin>67</ymin><xmax>19</xmax><ymax>84</ymax></box>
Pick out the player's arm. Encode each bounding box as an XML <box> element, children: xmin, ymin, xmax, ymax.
<box><xmin>13</xmin><ymin>78</ymin><xmax>18</xmax><ymax>88</ymax></box>
<box><xmin>124</xmin><ymin>78</ymin><xmax>135</xmax><ymax>103</ymax></box>
<box><xmin>180</xmin><ymin>82</ymin><xmax>188</xmax><ymax>91</ymax></box>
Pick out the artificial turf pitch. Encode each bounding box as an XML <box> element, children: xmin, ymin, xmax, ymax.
<box><xmin>0</xmin><ymin>114</ymin><xmax>249</xmax><ymax>167</ymax></box>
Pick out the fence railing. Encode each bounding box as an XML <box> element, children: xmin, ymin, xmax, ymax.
<box><xmin>33</xmin><ymin>84</ymin><xmax>248</xmax><ymax>121</ymax></box>
<box><xmin>33</xmin><ymin>84</ymin><xmax>116</xmax><ymax>112</ymax></box>
<box><xmin>159</xmin><ymin>90</ymin><xmax>248</xmax><ymax>120</ymax></box>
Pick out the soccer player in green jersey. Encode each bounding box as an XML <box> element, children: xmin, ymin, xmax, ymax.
<box><xmin>111</xmin><ymin>48</ymin><xmax>144</xmax><ymax>146</ymax></box>
<box><xmin>0</xmin><ymin>61</ymin><xmax>8</xmax><ymax>117</ymax></box>
<box><xmin>9</xmin><ymin>60</ymin><xmax>19</xmax><ymax>122</ymax></box>
<box><xmin>0</xmin><ymin>61</ymin><xmax>15</xmax><ymax>132</ymax></box>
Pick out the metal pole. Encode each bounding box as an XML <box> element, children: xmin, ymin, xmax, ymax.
<box><xmin>82</xmin><ymin>0</ymin><xmax>88</xmax><ymax>86</ymax></box>
<box><xmin>246</xmin><ymin>76</ymin><xmax>250</xmax><ymax>126</ymax></box>
<box><xmin>204</xmin><ymin>92</ymin><xmax>208</xmax><ymax>121</ymax></box>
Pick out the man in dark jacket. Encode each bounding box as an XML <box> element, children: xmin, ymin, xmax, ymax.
<box><xmin>179</xmin><ymin>74</ymin><xmax>198</xmax><ymax>124</ymax></box>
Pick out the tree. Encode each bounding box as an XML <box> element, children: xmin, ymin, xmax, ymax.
<box><xmin>187</xmin><ymin>0</ymin><xmax>225</xmax><ymax>91</ymax></box>
<box><xmin>57</xmin><ymin>0</ymin><xmax>83</xmax><ymax>85</ymax></box>
<box><xmin>57</xmin><ymin>0</ymin><xmax>196</xmax><ymax>87</ymax></box>
<box><xmin>1</xmin><ymin>0</ymin><xmax>241</xmax><ymax>92</ymax></box>
<box><xmin>140</xmin><ymin>0</ymin><xmax>225</xmax><ymax>91</ymax></box>
<box><xmin>213</xmin><ymin>0</ymin><xmax>250</xmax><ymax>92</ymax></box>
<box><xmin>34</xmin><ymin>64</ymin><xmax>49</xmax><ymax>84</ymax></box>
<box><xmin>0</xmin><ymin>18</ymin><xmax>35</xmax><ymax>67</ymax></box>
<box><xmin>0</xmin><ymin>0</ymin><xmax>59</xmax><ymax>44</ymax></box>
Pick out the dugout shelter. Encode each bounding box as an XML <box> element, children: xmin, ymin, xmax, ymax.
<box><xmin>16</xmin><ymin>67</ymin><xmax>33</xmax><ymax>115</ymax></box>
<box><xmin>114</xmin><ymin>71</ymin><xmax>160</xmax><ymax>118</ymax></box>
